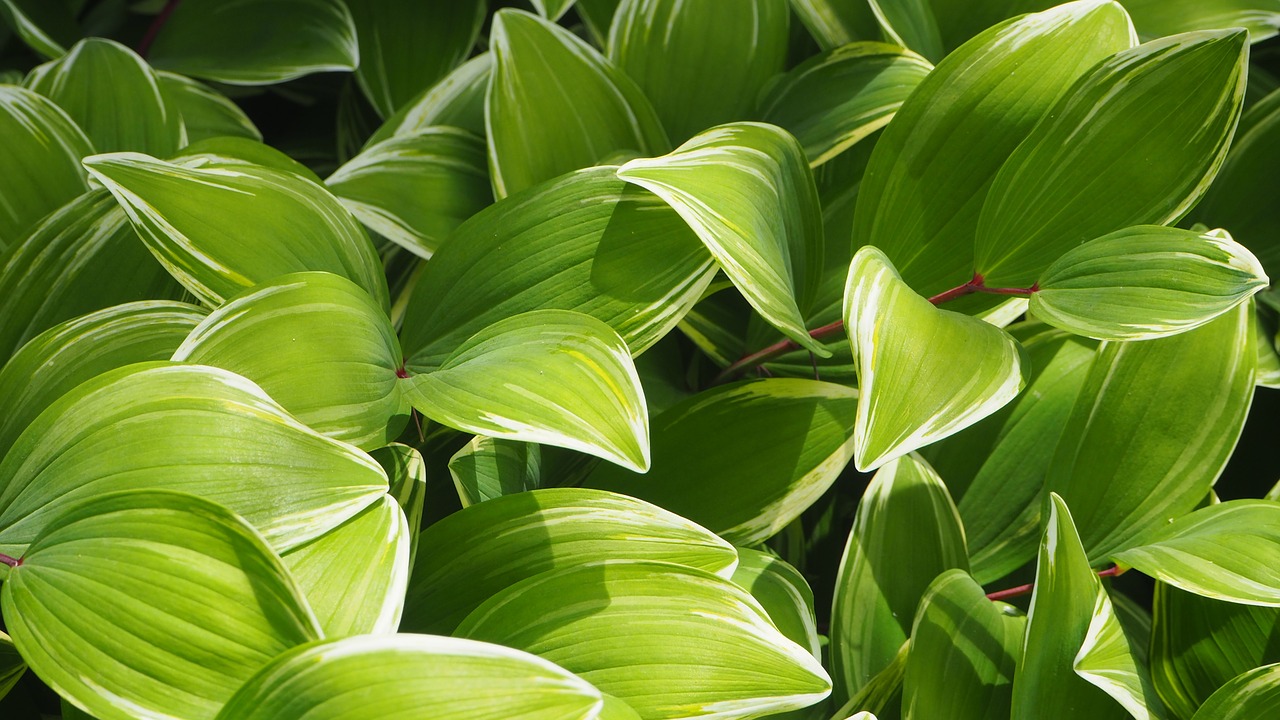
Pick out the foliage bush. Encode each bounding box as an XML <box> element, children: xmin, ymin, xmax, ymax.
<box><xmin>0</xmin><ymin>0</ymin><xmax>1279</xmax><ymax>718</ymax></box>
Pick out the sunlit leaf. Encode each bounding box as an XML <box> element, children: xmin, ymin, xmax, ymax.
<box><xmin>1191</xmin><ymin>663</ymin><xmax>1280</xmax><ymax>719</ymax></box>
<box><xmin>1121</xmin><ymin>0</ymin><xmax>1280</xmax><ymax>43</ymax></box>
<box><xmin>732</xmin><ymin>548</ymin><xmax>822</xmax><ymax>659</ymax></box>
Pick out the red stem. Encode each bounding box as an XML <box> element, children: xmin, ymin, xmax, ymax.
<box><xmin>137</xmin><ymin>0</ymin><xmax>182</xmax><ymax>58</ymax></box>
<box><xmin>986</xmin><ymin>565</ymin><xmax>1126</xmax><ymax>602</ymax></box>
<box><xmin>0</xmin><ymin>553</ymin><xmax>21</xmax><ymax>569</ymax></box>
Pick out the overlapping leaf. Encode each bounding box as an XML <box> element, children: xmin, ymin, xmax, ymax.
<box><xmin>366</xmin><ymin>53</ymin><xmax>491</xmax><ymax>145</ymax></box>
<box><xmin>1121</xmin><ymin>0</ymin><xmax>1280</xmax><ymax>43</ymax></box>
<box><xmin>789</xmin><ymin>0</ymin><xmax>881</xmax><ymax>49</ymax></box>
<box><xmin>732</xmin><ymin>548</ymin><xmax>822</xmax><ymax>660</ymax></box>
<box><xmin>1191</xmin><ymin>663</ymin><xmax>1280</xmax><ymax>719</ymax></box>
<box><xmin>0</xmin><ymin>631</ymin><xmax>23</xmax><ymax>701</ymax></box>
<box><xmin>449</xmin><ymin>436</ymin><xmax>543</xmax><ymax>507</ymax></box>
<box><xmin>0</xmin><ymin>0</ymin><xmax>79</xmax><ymax>58</ymax></box>
<box><xmin>157</xmin><ymin>71</ymin><xmax>261</xmax><ymax>143</ymax></box>
<box><xmin>868</xmin><ymin>0</ymin><xmax>943</xmax><ymax>61</ymax></box>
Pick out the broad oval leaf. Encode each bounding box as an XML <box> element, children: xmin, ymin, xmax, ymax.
<box><xmin>172</xmin><ymin>272</ymin><xmax>407</xmax><ymax>451</ymax></box>
<box><xmin>852</xmin><ymin>0</ymin><xmax>1135</xmax><ymax>297</ymax></box>
<box><xmin>758</xmin><ymin>42</ymin><xmax>933</xmax><ymax>166</ymax></box>
<box><xmin>215</xmin><ymin>634</ymin><xmax>605</xmax><ymax>720</ymax></box>
<box><xmin>831</xmin><ymin>454</ymin><xmax>969</xmax><ymax>703</ymax></box>
<box><xmin>400</xmin><ymin>487</ymin><xmax>737</xmax><ymax>635</ymax></box>
<box><xmin>157</xmin><ymin>71</ymin><xmax>261</xmax><ymax>143</ymax></box>
<box><xmin>399</xmin><ymin>166</ymin><xmax>715</xmax><ymax>370</ymax></box>
<box><xmin>147</xmin><ymin>0</ymin><xmax>359</xmax><ymax>85</ymax></box>
<box><xmin>975</xmin><ymin>29</ymin><xmax>1249</xmax><ymax>288</ymax></box>
<box><xmin>619</xmin><ymin>122</ymin><xmax>828</xmax><ymax>355</ymax></box>
<box><xmin>83</xmin><ymin>151</ymin><xmax>388</xmax><ymax>309</ymax></box>
<box><xmin>487</xmin><ymin>8</ymin><xmax>668</xmax><ymax>198</ymax></box>
<box><xmin>732</xmin><ymin>548</ymin><xmax>822</xmax><ymax>660</ymax></box>
<box><xmin>1122</xmin><ymin>0</ymin><xmax>1280</xmax><ymax>43</ymax></box>
<box><xmin>456</xmin><ymin>560</ymin><xmax>832</xmax><ymax>719</ymax></box>
<box><xmin>326</xmin><ymin>126</ymin><xmax>491</xmax><ymax>259</ymax></box>
<box><xmin>366</xmin><ymin>52</ymin><xmax>491</xmax><ymax>145</ymax></box>
<box><xmin>1031</xmin><ymin>226</ymin><xmax>1268</xmax><ymax>341</ymax></box>
<box><xmin>584</xmin><ymin>378</ymin><xmax>858</xmax><ymax>545</ymax></box>
<box><xmin>0</xmin><ymin>363</ymin><xmax>389</xmax><ymax>557</ymax></box>
<box><xmin>26</xmin><ymin>38</ymin><xmax>182</xmax><ymax>156</ymax></box>
<box><xmin>1191</xmin><ymin>663</ymin><xmax>1280</xmax><ymax>719</ymax></box>
<box><xmin>843</xmin><ymin>246</ymin><xmax>1027</xmax><ymax>471</ymax></box>
<box><xmin>1</xmin><ymin>490</ymin><xmax>321</xmax><ymax>720</ymax></box>
<box><xmin>1047</xmin><ymin>304</ymin><xmax>1255</xmax><ymax>561</ymax></box>
<box><xmin>0</xmin><ymin>85</ymin><xmax>92</xmax><ymax>250</ymax></box>
<box><xmin>608</xmin><ymin>0</ymin><xmax>790</xmax><ymax>143</ymax></box>
<box><xmin>403</xmin><ymin>309</ymin><xmax>650</xmax><ymax>471</ymax></box>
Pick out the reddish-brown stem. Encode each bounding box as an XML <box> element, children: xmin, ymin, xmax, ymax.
<box><xmin>986</xmin><ymin>565</ymin><xmax>1126</xmax><ymax>602</ymax></box>
<box><xmin>137</xmin><ymin>0</ymin><xmax>182</xmax><ymax>58</ymax></box>
<box><xmin>926</xmin><ymin>273</ymin><xmax>1038</xmax><ymax>304</ymax></box>
<box><xmin>0</xmin><ymin>553</ymin><xmax>22</xmax><ymax>569</ymax></box>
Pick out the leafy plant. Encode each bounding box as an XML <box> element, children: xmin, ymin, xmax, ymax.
<box><xmin>0</xmin><ymin>0</ymin><xmax>1278</xmax><ymax>718</ymax></box>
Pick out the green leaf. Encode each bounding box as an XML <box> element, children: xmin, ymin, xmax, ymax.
<box><xmin>346</xmin><ymin>0</ymin><xmax>485</xmax><ymax>118</ymax></box>
<box><xmin>457</xmin><ymin>560</ymin><xmax>832</xmax><ymax>719</ymax></box>
<box><xmin>83</xmin><ymin>151</ymin><xmax>388</xmax><ymax>309</ymax></box>
<box><xmin>172</xmin><ymin>272</ymin><xmax>407</xmax><ymax>451</ymax></box>
<box><xmin>1011</xmin><ymin>493</ymin><xmax>1144</xmax><ymax>720</ymax></box>
<box><xmin>0</xmin><ymin>191</ymin><xmax>183</xmax><ymax>361</ymax></box>
<box><xmin>843</xmin><ymin>246</ymin><xmax>1027</xmax><ymax>471</ymax></box>
<box><xmin>147</xmin><ymin>0</ymin><xmax>359</xmax><ymax>85</ymax></box>
<box><xmin>488</xmin><ymin>9</ymin><xmax>668</xmax><ymax>198</ymax></box>
<box><xmin>0</xmin><ymin>631</ymin><xmax>23</xmax><ymax>702</ymax></box>
<box><xmin>216</xmin><ymin>634</ymin><xmax>604</xmax><ymax>720</ymax></box>
<box><xmin>399</xmin><ymin>165</ymin><xmax>715</xmax><ymax>370</ymax></box>
<box><xmin>404</xmin><ymin>309</ymin><xmax>649</xmax><ymax>471</ymax></box>
<box><xmin>830</xmin><ymin>642</ymin><xmax>910</xmax><ymax>719</ymax></box>
<box><xmin>902</xmin><ymin>569</ymin><xmax>1024</xmax><ymax>720</ymax></box>
<box><xmin>1030</xmin><ymin>226</ymin><xmax>1268</xmax><ymax>341</ymax></box>
<box><xmin>1047</xmin><ymin>304</ymin><xmax>1256</xmax><ymax>562</ymax></box>
<box><xmin>0</xmin><ymin>363</ymin><xmax>389</xmax><ymax>557</ymax></box>
<box><xmin>584</xmin><ymin>378</ymin><xmax>857</xmax><ymax>545</ymax></box>
<box><xmin>449</xmin><ymin>436</ymin><xmax>543</xmax><ymax>507</ymax></box>
<box><xmin>608</xmin><ymin>0</ymin><xmax>790</xmax><ymax>143</ymax></box>
<box><xmin>0</xmin><ymin>300</ymin><xmax>206</xmax><ymax>462</ymax></box>
<box><xmin>1121</xmin><ymin>0</ymin><xmax>1280</xmax><ymax>43</ymax></box>
<box><xmin>853</xmin><ymin>0</ymin><xmax>1135</xmax><ymax>297</ymax></box>
<box><xmin>532</xmin><ymin>0</ymin><xmax>577</xmax><ymax>19</ymax></box>
<box><xmin>1192</xmin><ymin>663</ymin><xmax>1280</xmax><ymax>719</ymax></box>
<box><xmin>0</xmin><ymin>85</ymin><xmax>92</xmax><ymax>250</ymax></box>
<box><xmin>619</xmin><ymin>123</ymin><xmax>828</xmax><ymax>355</ymax></box>
<box><xmin>400</xmin><ymin>487</ymin><xmax>737</xmax><ymax>635</ymax></box>
<box><xmin>758</xmin><ymin>42</ymin><xmax>933</xmax><ymax>166</ymax></box>
<box><xmin>975</xmin><ymin>29</ymin><xmax>1249</xmax><ymax>288</ymax></box>
<box><xmin>1112</xmin><ymin>501</ymin><xmax>1280</xmax><ymax>605</ymax></box>
<box><xmin>26</xmin><ymin>38</ymin><xmax>182</xmax><ymax>156</ymax></box>
<box><xmin>0</xmin><ymin>0</ymin><xmax>78</xmax><ymax>58</ymax></box>
<box><xmin>374</xmin><ymin>443</ymin><xmax>426</xmax><ymax>568</ymax></box>
<box><xmin>171</xmin><ymin>136</ymin><xmax>323</xmax><ymax>183</ymax></box>
<box><xmin>2</xmin><ymin>490</ymin><xmax>321</xmax><ymax>720</ymax></box>
<box><xmin>789</xmin><ymin>0</ymin><xmax>881</xmax><ymax>50</ymax></box>
<box><xmin>831</xmin><ymin>454</ymin><xmax>969</xmax><ymax>702</ymax></box>
<box><xmin>326</xmin><ymin>127</ymin><xmax>491</xmax><ymax>259</ymax></box>
<box><xmin>281</xmin><ymin>494</ymin><xmax>409</xmax><ymax>637</ymax></box>
<box><xmin>157</xmin><ymin>71</ymin><xmax>261</xmax><ymax>143</ymax></box>
<box><xmin>1073</xmin><ymin>589</ymin><xmax>1167</xmax><ymax>719</ymax></box>
<box><xmin>732</xmin><ymin>548</ymin><xmax>822</xmax><ymax>659</ymax></box>
<box><xmin>868</xmin><ymin>0</ymin><xmax>943</xmax><ymax>61</ymax></box>
<box><xmin>366</xmin><ymin>52</ymin><xmax>490</xmax><ymax>145</ymax></box>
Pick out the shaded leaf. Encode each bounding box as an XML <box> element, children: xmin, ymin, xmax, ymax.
<box><xmin>0</xmin><ymin>632</ymin><xmax>22</xmax><ymax>701</ymax></box>
<box><xmin>374</xmin><ymin>443</ymin><xmax>426</xmax><ymax>569</ymax></box>
<box><xmin>732</xmin><ymin>548</ymin><xmax>822</xmax><ymax>660</ymax></box>
<box><xmin>868</xmin><ymin>0</ymin><xmax>943</xmax><ymax>61</ymax></box>
<box><xmin>366</xmin><ymin>52</ymin><xmax>490</xmax><ymax>145</ymax></box>
<box><xmin>157</xmin><ymin>71</ymin><xmax>261</xmax><ymax>143</ymax></box>
<box><xmin>449</xmin><ymin>436</ymin><xmax>542</xmax><ymax>507</ymax></box>
<box><xmin>0</xmin><ymin>0</ymin><xmax>78</xmax><ymax>58</ymax></box>
<box><xmin>1122</xmin><ymin>0</ymin><xmax>1280</xmax><ymax>43</ymax></box>
<box><xmin>789</xmin><ymin>0</ymin><xmax>881</xmax><ymax>50</ymax></box>
<box><xmin>1191</xmin><ymin>663</ymin><xmax>1280</xmax><ymax>719</ymax></box>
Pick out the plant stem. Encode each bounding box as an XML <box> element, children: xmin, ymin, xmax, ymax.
<box><xmin>926</xmin><ymin>273</ymin><xmax>1038</xmax><ymax>305</ymax></box>
<box><xmin>0</xmin><ymin>553</ymin><xmax>21</xmax><ymax>568</ymax></box>
<box><xmin>985</xmin><ymin>565</ymin><xmax>1125</xmax><ymax>602</ymax></box>
<box><xmin>137</xmin><ymin>0</ymin><xmax>182</xmax><ymax>58</ymax></box>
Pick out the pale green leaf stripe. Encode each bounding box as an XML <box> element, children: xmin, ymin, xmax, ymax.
<box><xmin>1032</xmin><ymin>226</ymin><xmax>1268</xmax><ymax>341</ymax></box>
<box><xmin>867</xmin><ymin>0</ymin><xmax>943</xmax><ymax>62</ymax></box>
<box><xmin>843</xmin><ymin>246</ymin><xmax>1027</xmax><ymax>471</ymax></box>
<box><xmin>1192</xmin><ymin>663</ymin><xmax>1280</xmax><ymax>719</ymax></box>
<box><xmin>759</xmin><ymin>42</ymin><xmax>933</xmax><ymax>166</ymax></box>
<box><xmin>374</xmin><ymin>443</ymin><xmax>426</xmax><ymax>570</ymax></box>
<box><xmin>171</xmin><ymin>136</ymin><xmax>324</xmax><ymax>183</ymax></box>
<box><xmin>1122</xmin><ymin>0</ymin><xmax>1280</xmax><ymax>44</ymax></box>
<box><xmin>400</xmin><ymin>487</ymin><xmax>738</xmax><ymax>636</ymax></box>
<box><xmin>404</xmin><ymin>309</ymin><xmax>650</xmax><ymax>472</ymax></box>
<box><xmin>619</xmin><ymin>122</ymin><xmax>829</xmax><ymax>356</ymax></box>
<box><xmin>0</xmin><ymin>363</ymin><xmax>389</xmax><ymax>558</ymax></box>
<box><xmin>1073</xmin><ymin>589</ymin><xmax>1166</xmax><ymax>719</ymax></box>
<box><xmin>0</xmin><ymin>0</ymin><xmax>79</xmax><ymax>58</ymax></box>
<box><xmin>2</xmin><ymin>490</ymin><xmax>321</xmax><ymax>720</ymax></box>
<box><xmin>157</xmin><ymin>71</ymin><xmax>261</xmax><ymax>143</ymax></box>
<box><xmin>732</xmin><ymin>548</ymin><xmax>823</xmax><ymax>660</ymax></box>
<box><xmin>366</xmin><ymin>52</ymin><xmax>491</xmax><ymax>146</ymax></box>
<box><xmin>449</xmin><ymin>436</ymin><xmax>542</xmax><ymax>508</ymax></box>
<box><xmin>216</xmin><ymin>634</ymin><xmax>604</xmax><ymax>720</ymax></box>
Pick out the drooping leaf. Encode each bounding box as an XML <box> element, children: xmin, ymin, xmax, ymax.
<box><xmin>399</xmin><ymin>166</ymin><xmax>715</xmax><ymax>370</ymax></box>
<box><xmin>585</xmin><ymin>378</ymin><xmax>857</xmax><ymax>545</ymax></box>
<box><xmin>449</xmin><ymin>436</ymin><xmax>542</xmax><ymax>507</ymax></box>
<box><xmin>171</xmin><ymin>272</ymin><xmax>408</xmax><ymax>451</ymax></box>
<box><xmin>147</xmin><ymin>0</ymin><xmax>359</xmax><ymax>85</ymax></box>
<box><xmin>1047</xmin><ymin>304</ymin><xmax>1255</xmax><ymax>562</ymax></box>
<box><xmin>975</xmin><ymin>29</ymin><xmax>1249</xmax><ymax>288</ymax></box>
<box><xmin>831</xmin><ymin>454</ymin><xmax>969</xmax><ymax>703</ymax></box>
<box><xmin>0</xmin><ymin>363</ymin><xmax>389</xmax><ymax>557</ymax></box>
<box><xmin>326</xmin><ymin>126</ymin><xmax>491</xmax><ymax>259</ymax></box>
<box><xmin>83</xmin><ymin>151</ymin><xmax>388</xmax><ymax>309</ymax></box>
<box><xmin>619</xmin><ymin>122</ymin><xmax>828</xmax><ymax>355</ymax></box>
<box><xmin>868</xmin><ymin>0</ymin><xmax>944</xmax><ymax>61</ymax></box>
<box><xmin>216</xmin><ymin>634</ymin><xmax>605</xmax><ymax>720</ymax></box>
<box><xmin>1121</xmin><ymin>0</ymin><xmax>1280</xmax><ymax>43</ymax></box>
<box><xmin>487</xmin><ymin>8</ymin><xmax>668</xmax><ymax>198</ymax></box>
<box><xmin>608</xmin><ymin>0</ymin><xmax>790</xmax><ymax>143</ymax></box>
<box><xmin>26</xmin><ymin>38</ymin><xmax>182</xmax><ymax>156</ymax></box>
<box><xmin>366</xmin><ymin>52</ymin><xmax>491</xmax><ymax>145</ymax></box>
<box><xmin>0</xmin><ymin>85</ymin><xmax>92</xmax><ymax>250</ymax></box>
<box><xmin>345</xmin><ymin>0</ymin><xmax>486</xmax><ymax>118</ymax></box>
<box><xmin>2</xmin><ymin>490</ymin><xmax>321</xmax><ymax>720</ymax></box>
<box><xmin>1191</xmin><ymin>663</ymin><xmax>1280</xmax><ymax>719</ymax></box>
<box><xmin>852</xmin><ymin>0</ymin><xmax>1134</xmax><ymax>298</ymax></box>
<box><xmin>843</xmin><ymin>246</ymin><xmax>1027</xmax><ymax>471</ymax></box>
<box><xmin>456</xmin><ymin>560</ymin><xmax>832</xmax><ymax>719</ymax></box>
<box><xmin>403</xmin><ymin>309</ymin><xmax>649</xmax><ymax>471</ymax></box>
<box><xmin>157</xmin><ymin>71</ymin><xmax>261</xmax><ymax>143</ymax></box>
<box><xmin>789</xmin><ymin>0</ymin><xmax>881</xmax><ymax>50</ymax></box>
<box><xmin>0</xmin><ymin>0</ymin><xmax>79</xmax><ymax>58</ymax></box>
<box><xmin>0</xmin><ymin>301</ymin><xmax>206</xmax><ymax>461</ymax></box>
<box><xmin>732</xmin><ymin>548</ymin><xmax>822</xmax><ymax>660</ymax></box>
<box><xmin>758</xmin><ymin>42</ymin><xmax>933</xmax><ymax>166</ymax></box>
<box><xmin>400</xmin><ymin>488</ymin><xmax>737</xmax><ymax>635</ymax></box>
<box><xmin>1030</xmin><ymin>226</ymin><xmax>1268</xmax><ymax>341</ymax></box>
<box><xmin>902</xmin><ymin>569</ymin><xmax>1024</xmax><ymax>720</ymax></box>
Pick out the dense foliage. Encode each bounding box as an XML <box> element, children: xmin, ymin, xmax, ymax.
<box><xmin>1</xmin><ymin>0</ymin><xmax>1279</xmax><ymax>718</ymax></box>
